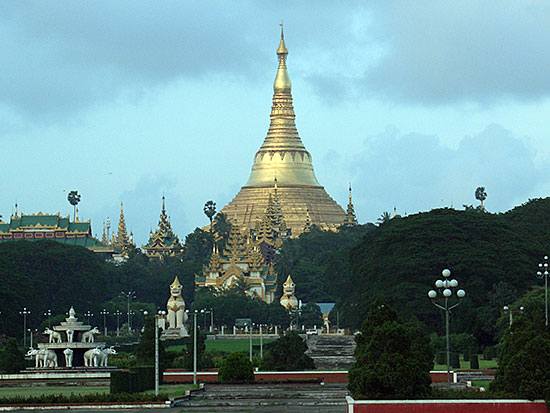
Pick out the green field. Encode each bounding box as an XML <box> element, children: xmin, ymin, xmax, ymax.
<box><xmin>168</xmin><ymin>338</ymin><xmax>276</xmax><ymax>353</ymax></box>
<box><xmin>433</xmin><ymin>358</ymin><xmax>498</xmax><ymax>371</ymax></box>
<box><xmin>0</xmin><ymin>384</ymin><xmax>195</xmax><ymax>399</ymax></box>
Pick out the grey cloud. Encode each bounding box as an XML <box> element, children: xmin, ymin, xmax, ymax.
<box><xmin>351</xmin><ymin>124</ymin><xmax>543</xmax><ymax>221</ymax></box>
<box><xmin>362</xmin><ymin>1</ymin><xmax>550</xmax><ymax>104</ymax></box>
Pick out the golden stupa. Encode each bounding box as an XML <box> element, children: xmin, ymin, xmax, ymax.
<box><xmin>220</xmin><ymin>27</ymin><xmax>346</xmax><ymax>235</ymax></box>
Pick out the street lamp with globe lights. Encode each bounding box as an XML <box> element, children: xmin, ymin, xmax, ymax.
<box><xmin>113</xmin><ymin>310</ymin><xmax>123</xmax><ymax>336</ymax></box>
<box><xmin>503</xmin><ymin>305</ymin><xmax>524</xmax><ymax>327</ymax></box>
<box><xmin>100</xmin><ymin>309</ymin><xmax>109</xmax><ymax>336</ymax></box>
<box><xmin>43</xmin><ymin>309</ymin><xmax>52</xmax><ymax>328</ymax></box>
<box><xmin>428</xmin><ymin>268</ymin><xmax>466</xmax><ymax>385</ymax></box>
<box><xmin>537</xmin><ymin>256</ymin><xmax>549</xmax><ymax>326</ymax></box>
<box><xmin>19</xmin><ymin>307</ymin><xmax>31</xmax><ymax>348</ymax></box>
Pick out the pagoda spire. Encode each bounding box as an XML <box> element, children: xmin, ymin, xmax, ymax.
<box><xmin>244</xmin><ymin>26</ymin><xmax>320</xmax><ymax>188</ymax></box>
<box><xmin>115</xmin><ymin>202</ymin><xmax>129</xmax><ymax>252</ymax></box>
<box><xmin>102</xmin><ymin>221</ymin><xmax>107</xmax><ymax>244</ymax></box>
<box><xmin>344</xmin><ymin>183</ymin><xmax>358</xmax><ymax>227</ymax></box>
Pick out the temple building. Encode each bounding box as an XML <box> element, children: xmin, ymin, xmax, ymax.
<box><xmin>195</xmin><ymin>217</ymin><xmax>278</xmax><ymax>303</ymax></box>
<box><xmin>343</xmin><ymin>184</ymin><xmax>358</xmax><ymax>227</ymax></box>
<box><xmin>0</xmin><ymin>206</ymin><xmax>110</xmax><ymax>253</ymax></box>
<box><xmin>112</xmin><ymin>202</ymin><xmax>135</xmax><ymax>259</ymax></box>
<box><xmin>220</xmin><ymin>27</ymin><xmax>346</xmax><ymax>236</ymax></box>
<box><xmin>143</xmin><ymin>196</ymin><xmax>183</xmax><ymax>259</ymax></box>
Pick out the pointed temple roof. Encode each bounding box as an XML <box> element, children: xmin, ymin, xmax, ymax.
<box><xmin>143</xmin><ymin>196</ymin><xmax>183</xmax><ymax>258</ymax></box>
<box><xmin>220</xmin><ymin>27</ymin><xmax>346</xmax><ymax>236</ymax></box>
<box><xmin>344</xmin><ymin>183</ymin><xmax>358</xmax><ymax>226</ymax></box>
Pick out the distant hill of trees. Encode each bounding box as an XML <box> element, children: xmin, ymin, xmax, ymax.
<box><xmin>2</xmin><ymin>198</ymin><xmax>550</xmax><ymax>348</ymax></box>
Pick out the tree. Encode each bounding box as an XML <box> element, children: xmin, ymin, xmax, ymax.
<box><xmin>260</xmin><ymin>331</ymin><xmax>315</xmax><ymax>371</ymax></box>
<box><xmin>67</xmin><ymin>190</ymin><xmax>81</xmax><ymax>221</ymax></box>
<box><xmin>182</xmin><ymin>327</ymin><xmax>212</xmax><ymax>370</ymax></box>
<box><xmin>0</xmin><ymin>339</ymin><xmax>26</xmax><ymax>373</ymax></box>
<box><xmin>135</xmin><ymin>317</ymin><xmax>166</xmax><ymax>366</ymax></box>
<box><xmin>348</xmin><ymin>299</ymin><xmax>433</xmax><ymax>399</ymax></box>
<box><xmin>203</xmin><ymin>200</ymin><xmax>217</xmax><ymax>232</ymax></box>
<box><xmin>491</xmin><ymin>310</ymin><xmax>550</xmax><ymax>401</ymax></box>
<box><xmin>475</xmin><ymin>187</ymin><xmax>487</xmax><ymax>210</ymax></box>
<box><xmin>213</xmin><ymin>212</ymin><xmax>232</xmax><ymax>251</ymax></box>
<box><xmin>377</xmin><ymin>211</ymin><xmax>392</xmax><ymax>225</ymax></box>
<box><xmin>218</xmin><ymin>352</ymin><xmax>254</xmax><ymax>383</ymax></box>
<box><xmin>300</xmin><ymin>302</ymin><xmax>323</xmax><ymax>329</ymax></box>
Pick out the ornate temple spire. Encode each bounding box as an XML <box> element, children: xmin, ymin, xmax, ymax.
<box><xmin>14</xmin><ymin>203</ymin><xmax>18</xmax><ymax>218</ymax></box>
<box><xmin>244</xmin><ymin>26</ymin><xmax>320</xmax><ymax>188</ymax></box>
<box><xmin>102</xmin><ymin>221</ymin><xmax>107</xmax><ymax>244</ymax></box>
<box><xmin>115</xmin><ymin>202</ymin><xmax>130</xmax><ymax>252</ymax></box>
<box><xmin>143</xmin><ymin>196</ymin><xmax>183</xmax><ymax>258</ymax></box>
<box><xmin>344</xmin><ymin>183</ymin><xmax>358</xmax><ymax>227</ymax></box>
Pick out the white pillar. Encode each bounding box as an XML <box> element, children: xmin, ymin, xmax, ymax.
<box><xmin>233</xmin><ymin>326</ymin><xmax>236</xmax><ymax>335</ymax></box>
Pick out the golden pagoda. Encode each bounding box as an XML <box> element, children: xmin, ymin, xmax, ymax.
<box><xmin>220</xmin><ymin>27</ymin><xmax>346</xmax><ymax>236</ymax></box>
<box><xmin>143</xmin><ymin>196</ymin><xmax>183</xmax><ymax>258</ymax></box>
<box><xmin>343</xmin><ymin>183</ymin><xmax>358</xmax><ymax>227</ymax></box>
<box><xmin>114</xmin><ymin>202</ymin><xmax>133</xmax><ymax>256</ymax></box>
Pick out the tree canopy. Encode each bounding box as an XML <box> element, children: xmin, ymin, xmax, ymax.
<box><xmin>260</xmin><ymin>331</ymin><xmax>315</xmax><ymax>371</ymax></box>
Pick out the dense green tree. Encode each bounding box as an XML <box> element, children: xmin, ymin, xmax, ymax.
<box><xmin>0</xmin><ymin>339</ymin><xmax>26</xmax><ymax>373</ymax></box>
<box><xmin>182</xmin><ymin>327</ymin><xmax>212</xmax><ymax>370</ymax></box>
<box><xmin>299</xmin><ymin>302</ymin><xmax>323</xmax><ymax>328</ymax></box>
<box><xmin>218</xmin><ymin>352</ymin><xmax>254</xmax><ymax>383</ymax></box>
<box><xmin>212</xmin><ymin>213</ymin><xmax>231</xmax><ymax>251</ymax></box>
<box><xmin>491</xmin><ymin>310</ymin><xmax>550</xmax><ymax>401</ymax></box>
<box><xmin>475</xmin><ymin>187</ymin><xmax>487</xmax><ymax>210</ymax></box>
<box><xmin>135</xmin><ymin>317</ymin><xmax>166</xmax><ymax>366</ymax></box>
<box><xmin>348</xmin><ymin>300</ymin><xmax>433</xmax><ymax>399</ymax></box>
<box><xmin>260</xmin><ymin>331</ymin><xmax>315</xmax><ymax>371</ymax></box>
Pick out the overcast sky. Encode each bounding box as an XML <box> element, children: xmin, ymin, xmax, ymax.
<box><xmin>2</xmin><ymin>1</ymin><xmax>550</xmax><ymax>245</ymax></box>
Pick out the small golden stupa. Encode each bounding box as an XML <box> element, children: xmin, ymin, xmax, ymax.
<box><xmin>220</xmin><ymin>26</ymin><xmax>346</xmax><ymax>236</ymax></box>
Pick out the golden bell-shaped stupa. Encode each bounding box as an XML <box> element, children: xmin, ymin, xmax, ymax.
<box><xmin>220</xmin><ymin>27</ymin><xmax>346</xmax><ymax>236</ymax></box>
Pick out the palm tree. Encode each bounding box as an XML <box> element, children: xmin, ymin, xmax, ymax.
<box><xmin>377</xmin><ymin>211</ymin><xmax>392</xmax><ymax>225</ymax></box>
<box><xmin>67</xmin><ymin>191</ymin><xmax>81</xmax><ymax>221</ymax></box>
<box><xmin>475</xmin><ymin>187</ymin><xmax>487</xmax><ymax>210</ymax></box>
<box><xmin>213</xmin><ymin>212</ymin><xmax>232</xmax><ymax>251</ymax></box>
<box><xmin>203</xmin><ymin>200</ymin><xmax>217</xmax><ymax>232</ymax></box>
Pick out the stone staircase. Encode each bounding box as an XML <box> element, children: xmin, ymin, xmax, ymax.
<box><xmin>305</xmin><ymin>335</ymin><xmax>356</xmax><ymax>370</ymax></box>
<box><xmin>181</xmin><ymin>383</ymin><xmax>347</xmax><ymax>411</ymax></box>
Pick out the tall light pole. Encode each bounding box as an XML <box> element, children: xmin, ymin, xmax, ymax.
<box><xmin>100</xmin><ymin>309</ymin><xmax>109</xmax><ymax>336</ymax></box>
<box><xmin>249</xmin><ymin>322</ymin><xmax>253</xmax><ymax>362</ymax></box>
<box><xmin>428</xmin><ymin>268</ymin><xmax>466</xmax><ymax>385</ymax></box>
<box><xmin>503</xmin><ymin>305</ymin><xmax>524</xmax><ymax>327</ymax></box>
<box><xmin>113</xmin><ymin>310</ymin><xmax>123</xmax><ymax>336</ymax></box>
<box><xmin>121</xmin><ymin>291</ymin><xmax>136</xmax><ymax>333</ymax></box>
<box><xmin>537</xmin><ymin>256</ymin><xmax>549</xmax><ymax>326</ymax></box>
<box><xmin>155</xmin><ymin>310</ymin><xmax>166</xmax><ymax>395</ymax></box>
<box><xmin>43</xmin><ymin>309</ymin><xmax>52</xmax><ymax>328</ymax></box>
<box><xmin>210</xmin><ymin>308</ymin><xmax>214</xmax><ymax>333</ymax></box>
<box><xmin>259</xmin><ymin>324</ymin><xmax>264</xmax><ymax>359</ymax></box>
<box><xmin>19</xmin><ymin>307</ymin><xmax>30</xmax><ymax>348</ymax></box>
<box><xmin>84</xmin><ymin>310</ymin><xmax>94</xmax><ymax>325</ymax></box>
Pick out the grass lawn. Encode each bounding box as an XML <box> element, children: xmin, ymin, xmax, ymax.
<box><xmin>0</xmin><ymin>384</ymin><xmax>196</xmax><ymax>399</ymax></box>
<box><xmin>433</xmin><ymin>358</ymin><xmax>498</xmax><ymax>371</ymax></box>
<box><xmin>471</xmin><ymin>381</ymin><xmax>492</xmax><ymax>388</ymax></box>
<box><xmin>167</xmin><ymin>338</ymin><xmax>276</xmax><ymax>353</ymax></box>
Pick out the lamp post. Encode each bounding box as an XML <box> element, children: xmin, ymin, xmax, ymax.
<box><xmin>121</xmin><ymin>291</ymin><xmax>136</xmax><ymax>333</ymax></box>
<box><xmin>100</xmin><ymin>309</ymin><xmax>109</xmax><ymax>336</ymax></box>
<box><xmin>259</xmin><ymin>324</ymin><xmax>264</xmax><ymax>359</ymax></box>
<box><xmin>503</xmin><ymin>305</ymin><xmax>524</xmax><ymax>327</ymax></box>
<box><xmin>84</xmin><ymin>311</ymin><xmax>94</xmax><ymax>325</ymax></box>
<box><xmin>537</xmin><ymin>256</ymin><xmax>549</xmax><ymax>326</ymax></box>
<box><xmin>210</xmin><ymin>308</ymin><xmax>214</xmax><ymax>333</ymax></box>
<box><xmin>249</xmin><ymin>322</ymin><xmax>253</xmax><ymax>362</ymax></box>
<box><xmin>19</xmin><ymin>307</ymin><xmax>30</xmax><ymax>348</ymax></box>
<box><xmin>428</xmin><ymin>268</ymin><xmax>466</xmax><ymax>385</ymax></box>
<box><xmin>43</xmin><ymin>309</ymin><xmax>52</xmax><ymax>328</ymax></box>
<box><xmin>113</xmin><ymin>310</ymin><xmax>123</xmax><ymax>336</ymax></box>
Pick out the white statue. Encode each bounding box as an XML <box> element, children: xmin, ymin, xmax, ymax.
<box><xmin>26</xmin><ymin>348</ymin><xmax>41</xmax><ymax>368</ymax></box>
<box><xmin>40</xmin><ymin>349</ymin><xmax>58</xmax><ymax>368</ymax></box>
<box><xmin>83</xmin><ymin>347</ymin><xmax>102</xmax><ymax>367</ymax></box>
<box><xmin>81</xmin><ymin>327</ymin><xmax>100</xmax><ymax>343</ymax></box>
<box><xmin>63</xmin><ymin>348</ymin><xmax>74</xmax><ymax>367</ymax></box>
<box><xmin>97</xmin><ymin>347</ymin><xmax>117</xmax><ymax>367</ymax></box>
<box><xmin>66</xmin><ymin>329</ymin><xmax>74</xmax><ymax>343</ymax></box>
<box><xmin>167</xmin><ymin>276</ymin><xmax>188</xmax><ymax>330</ymax></box>
<box><xmin>44</xmin><ymin>327</ymin><xmax>62</xmax><ymax>343</ymax></box>
<box><xmin>68</xmin><ymin>306</ymin><xmax>77</xmax><ymax>320</ymax></box>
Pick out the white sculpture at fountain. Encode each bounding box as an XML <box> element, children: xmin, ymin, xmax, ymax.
<box><xmin>163</xmin><ymin>276</ymin><xmax>189</xmax><ymax>338</ymax></box>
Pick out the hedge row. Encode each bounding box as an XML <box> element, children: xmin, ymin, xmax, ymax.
<box><xmin>111</xmin><ymin>366</ymin><xmax>156</xmax><ymax>394</ymax></box>
<box><xmin>0</xmin><ymin>392</ymin><xmax>167</xmax><ymax>405</ymax></box>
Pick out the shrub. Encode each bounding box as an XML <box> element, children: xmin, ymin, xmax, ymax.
<box><xmin>435</xmin><ymin>351</ymin><xmax>446</xmax><ymax>365</ymax></box>
<box><xmin>260</xmin><ymin>331</ymin><xmax>315</xmax><ymax>371</ymax></box>
<box><xmin>450</xmin><ymin>352</ymin><xmax>460</xmax><ymax>369</ymax></box>
<box><xmin>218</xmin><ymin>352</ymin><xmax>254</xmax><ymax>383</ymax></box>
<box><xmin>348</xmin><ymin>299</ymin><xmax>433</xmax><ymax>399</ymax></box>
<box><xmin>0</xmin><ymin>339</ymin><xmax>26</xmax><ymax>373</ymax></box>
<box><xmin>470</xmin><ymin>354</ymin><xmax>479</xmax><ymax>369</ymax></box>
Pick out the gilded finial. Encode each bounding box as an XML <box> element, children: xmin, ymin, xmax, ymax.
<box><xmin>14</xmin><ymin>202</ymin><xmax>18</xmax><ymax>217</ymax></box>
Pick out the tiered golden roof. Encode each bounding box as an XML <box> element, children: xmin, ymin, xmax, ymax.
<box><xmin>114</xmin><ymin>202</ymin><xmax>133</xmax><ymax>255</ymax></box>
<box><xmin>220</xmin><ymin>27</ymin><xmax>345</xmax><ymax>235</ymax></box>
<box><xmin>343</xmin><ymin>184</ymin><xmax>358</xmax><ymax>226</ymax></box>
<box><xmin>143</xmin><ymin>196</ymin><xmax>183</xmax><ymax>259</ymax></box>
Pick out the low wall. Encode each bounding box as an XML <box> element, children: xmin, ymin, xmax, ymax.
<box><xmin>163</xmin><ymin>369</ymin><xmax>348</xmax><ymax>383</ymax></box>
<box><xmin>346</xmin><ymin>397</ymin><xmax>548</xmax><ymax>413</ymax></box>
<box><xmin>163</xmin><ymin>370</ymin><xmax>455</xmax><ymax>384</ymax></box>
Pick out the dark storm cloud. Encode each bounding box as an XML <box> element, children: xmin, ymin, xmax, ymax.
<box><xmin>364</xmin><ymin>1</ymin><xmax>550</xmax><ymax>104</ymax></box>
<box><xmin>352</xmin><ymin>124</ymin><xmax>543</xmax><ymax>218</ymax></box>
